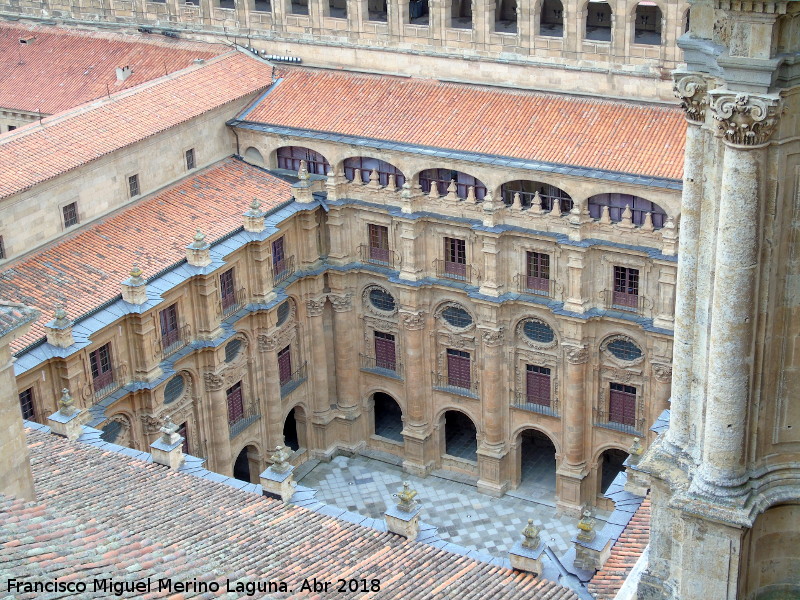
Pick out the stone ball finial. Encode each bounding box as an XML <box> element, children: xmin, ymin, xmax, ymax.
<box><xmin>191</xmin><ymin>229</ymin><xmax>207</xmax><ymax>249</ymax></box>
<box><xmin>521</xmin><ymin>518</ymin><xmax>541</xmax><ymax>549</ymax></box>
<box><xmin>577</xmin><ymin>510</ymin><xmax>596</xmax><ymax>542</ymax></box>
<box><xmin>58</xmin><ymin>388</ymin><xmax>77</xmax><ymax>416</ymax></box>
<box><xmin>396</xmin><ymin>481</ymin><xmax>418</xmax><ymax>512</ymax></box>
<box><xmin>52</xmin><ymin>305</ymin><xmax>70</xmax><ymax>328</ymax></box>
<box><xmin>247</xmin><ymin>197</ymin><xmax>262</xmax><ymax>215</ymax></box>
<box><xmin>129</xmin><ymin>264</ymin><xmax>144</xmax><ymax>282</ymax></box>
<box><xmin>270</xmin><ymin>444</ymin><xmax>292</xmax><ymax>473</ymax></box>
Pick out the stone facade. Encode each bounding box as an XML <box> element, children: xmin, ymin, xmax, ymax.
<box><xmin>635</xmin><ymin>1</ymin><xmax>800</xmax><ymax>599</ymax></box>
<box><xmin>0</xmin><ymin>0</ymin><xmax>690</xmax><ymax>100</ymax></box>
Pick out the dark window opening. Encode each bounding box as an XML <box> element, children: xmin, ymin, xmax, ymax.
<box><xmin>218</xmin><ymin>0</ymin><xmax>234</xmax><ymax>7</ymax></box>
<box><xmin>7</xmin><ymin>125</ymin><xmax>16</xmax><ymax>131</ymax></box>
<box><xmin>522</xmin><ymin>319</ymin><xmax>555</xmax><ymax>344</ymax></box>
<box><xmin>89</xmin><ymin>342</ymin><xmax>114</xmax><ymax>392</ymax></box>
<box><xmin>366</xmin><ymin>0</ymin><xmax>385</xmax><ymax>20</ymax></box>
<box><xmin>451</xmin><ymin>0</ymin><xmax>472</xmax><ymax>28</ymax></box>
<box><xmin>634</xmin><ymin>2</ymin><xmax>662</xmax><ymax>45</ymax></box>
<box><xmin>442</xmin><ymin>305</ymin><xmax>472</xmax><ymax>328</ymax></box>
<box><xmin>501</xmin><ymin>181</ymin><xmax>573</xmax><ymax>211</ymax></box>
<box><xmin>329</xmin><ymin>0</ymin><xmax>347</xmax><ymax>17</ymax></box>
<box><xmin>290</xmin><ymin>0</ymin><xmax>308</xmax><ymax>14</ymax></box>
<box><xmin>374</xmin><ymin>392</ymin><xmax>403</xmax><ymax>441</ymax></box>
<box><xmin>225</xmin><ymin>339</ymin><xmax>242</xmax><ymax>363</ymax></box>
<box><xmin>588</xmin><ymin>193</ymin><xmax>667</xmax><ymax>228</ymax></box>
<box><xmin>276</xmin><ymin>146</ymin><xmax>329</xmax><ymax>174</ymax></box>
<box><xmin>539</xmin><ymin>0</ymin><xmax>563</xmax><ymax>36</ymax></box>
<box><xmin>284</xmin><ymin>408</ymin><xmax>301</xmax><ymax>451</ymax></box>
<box><xmin>159</xmin><ymin>303</ymin><xmax>180</xmax><ymax>349</ymax></box>
<box><xmin>443</xmin><ymin>237</ymin><xmax>467</xmax><ymax>279</ymax></box>
<box><xmin>374</xmin><ymin>331</ymin><xmax>397</xmax><ymax>371</ymax></box>
<box><xmin>63</xmin><ymin>202</ymin><xmax>79</xmax><ymax>228</ymax></box>
<box><xmin>494</xmin><ymin>0</ymin><xmax>517</xmax><ymax>33</ymax></box>
<box><xmin>344</xmin><ymin>157</ymin><xmax>404</xmax><ymax>186</ymax></box>
<box><xmin>253</xmin><ymin>0</ymin><xmax>271</xmax><ymax>10</ymax></box>
<box><xmin>164</xmin><ymin>375</ymin><xmax>184</xmax><ymax>404</ymax></box>
<box><xmin>420</xmin><ymin>169</ymin><xmax>486</xmax><ymax>200</ymax></box>
<box><xmin>409</xmin><ymin>0</ymin><xmax>429</xmax><ymax>23</ymax></box>
<box><xmin>185</xmin><ymin>148</ymin><xmax>196</xmax><ymax>170</ymax></box>
<box><xmin>526</xmin><ymin>365</ymin><xmax>551</xmax><ymax>406</ymax></box>
<box><xmin>600</xmin><ymin>448</ymin><xmax>629</xmax><ymax>493</ymax></box>
<box><xmin>220</xmin><ymin>268</ymin><xmax>236</xmax><ymax>312</ymax></box>
<box><xmin>178</xmin><ymin>421</ymin><xmax>189</xmax><ymax>454</ymax></box>
<box><xmin>276</xmin><ymin>300</ymin><xmax>291</xmax><ymax>326</ymax></box>
<box><xmin>19</xmin><ymin>388</ymin><xmax>35</xmax><ymax>420</ymax></box>
<box><xmin>443</xmin><ymin>410</ymin><xmax>477</xmax><ymax>461</ymax></box>
<box><xmin>586</xmin><ymin>0</ymin><xmax>612</xmax><ymax>41</ymax></box>
<box><xmin>0</xmin><ymin>235</ymin><xmax>5</xmax><ymax>259</ymax></box>
<box><xmin>607</xmin><ymin>338</ymin><xmax>643</xmax><ymax>361</ymax></box>
<box><xmin>369</xmin><ymin>288</ymin><xmax>396</xmax><ymax>312</ymax></box>
<box><xmin>128</xmin><ymin>174</ymin><xmax>140</xmax><ymax>198</ymax></box>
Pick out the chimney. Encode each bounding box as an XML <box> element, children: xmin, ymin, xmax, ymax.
<box><xmin>116</xmin><ymin>65</ymin><xmax>133</xmax><ymax>82</ymax></box>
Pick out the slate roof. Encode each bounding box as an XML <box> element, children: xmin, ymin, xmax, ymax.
<box><xmin>0</xmin><ymin>158</ymin><xmax>292</xmax><ymax>352</ymax></box>
<box><xmin>587</xmin><ymin>497</ymin><xmax>651</xmax><ymax>600</ymax></box>
<box><xmin>2</xmin><ymin>426</ymin><xmax>580</xmax><ymax>600</ymax></box>
<box><xmin>0</xmin><ymin>301</ymin><xmax>38</xmax><ymax>337</ymax></box>
<box><xmin>240</xmin><ymin>67</ymin><xmax>686</xmax><ymax>180</ymax></box>
<box><xmin>0</xmin><ymin>51</ymin><xmax>274</xmax><ymax>199</ymax></box>
<box><xmin>0</xmin><ymin>22</ymin><xmax>225</xmax><ymax>115</ymax></box>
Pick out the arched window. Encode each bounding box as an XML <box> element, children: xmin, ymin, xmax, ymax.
<box><xmin>451</xmin><ymin>0</ymin><xmax>472</xmax><ymax>28</ymax></box>
<box><xmin>501</xmin><ymin>180</ymin><xmax>573</xmax><ymax>212</ymax></box>
<box><xmin>343</xmin><ymin>157</ymin><xmax>405</xmax><ymax>187</ymax></box>
<box><xmin>634</xmin><ymin>2</ymin><xmax>662</xmax><ymax>45</ymax></box>
<box><xmin>419</xmin><ymin>169</ymin><xmax>486</xmax><ymax>200</ymax></box>
<box><xmin>586</xmin><ymin>0</ymin><xmax>612</xmax><ymax>41</ymax></box>
<box><xmin>243</xmin><ymin>146</ymin><xmax>264</xmax><ymax>166</ymax></box>
<box><xmin>495</xmin><ymin>0</ymin><xmax>517</xmax><ymax>33</ymax></box>
<box><xmin>275</xmin><ymin>146</ymin><xmax>330</xmax><ymax>175</ymax></box>
<box><xmin>540</xmin><ymin>0</ymin><xmax>564</xmax><ymax>36</ymax></box>
<box><xmin>588</xmin><ymin>193</ymin><xmax>667</xmax><ymax>228</ymax></box>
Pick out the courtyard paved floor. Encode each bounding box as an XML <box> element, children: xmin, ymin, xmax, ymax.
<box><xmin>296</xmin><ymin>452</ymin><xmax>611</xmax><ymax>558</ymax></box>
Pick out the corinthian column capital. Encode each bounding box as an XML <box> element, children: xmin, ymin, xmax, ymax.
<box><xmin>709</xmin><ymin>90</ymin><xmax>782</xmax><ymax>148</ymax></box>
<box><xmin>673</xmin><ymin>72</ymin><xmax>710</xmax><ymax>124</ymax></box>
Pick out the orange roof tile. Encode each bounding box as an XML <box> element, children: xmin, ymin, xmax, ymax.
<box><xmin>0</xmin><ymin>158</ymin><xmax>292</xmax><ymax>352</ymax></box>
<box><xmin>588</xmin><ymin>497</ymin><xmax>651</xmax><ymax>600</ymax></box>
<box><xmin>0</xmin><ymin>22</ymin><xmax>225</xmax><ymax>114</ymax></box>
<box><xmin>0</xmin><ymin>51</ymin><xmax>273</xmax><ymax>200</ymax></box>
<box><xmin>243</xmin><ymin>67</ymin><xmax>686</xmax><ymax>180</ymax></box>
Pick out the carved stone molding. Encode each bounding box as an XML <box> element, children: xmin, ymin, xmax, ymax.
<box><xmin>257</xmin><ymin>323</ymin><xmax>297</xmax><ymax>353</ymax></box>
<box><xmin>328</xmin><ymin>293</ymin><xmax>353</xmax><ymax>312</ymax></box>
<box><xmin>481</xmin><ymin>327</ymin><xmax>505</xmax><ymax>347</ymax></box>
<box><xmin>305</xmin><ymin>297</ymin><xmax>325</xmax><ymax>317</ymax></box>
<box><xmin>516</xmin><ymin>318</ymin><xmax>559</xmax><ymax>351</ymax></box>
<box><xmin>652</xmin><ymin>363</ymin><xmax>673</xmax><ymax>383</ymax></box>
<box><xmin>710</xmin><ymin>92</ymin><xmax>782</xmax><ymax>147</ymax></box>
<box><xmin>203</xmin><ymin>371</ymin><xmax>225</xmax><ymax>391</ymax></box>
<box><xmin>565</xmin><ymin>345</ymin><xmax>589</xmax><ymax>364</ymax></box>
<box><xmin>362</xmin><ymin>285</ymin><xmax>398</xmax><ymax>317</ymax></box>
<box><xmin>400</xmin><ymin>310</ymin><xmax>425</xmax><ymax>330</ymax></box>
<box><xmin>673</xmin><ymin>73</ymin><xmax>709</xmax><ymax>124</ymax></box>
<box><xmin>140</xmin><ymin>413</ymin><xmax>162</xmax><ymax>434</ymax></box>
<box><xmin>364</xmin><ymin>315</ymin><xmax>397</xmax><ymax>332</ymax></box>
<box><xmin>438</xmin><ymin>332</ymin><xmax>475</xmax><ymax>350</ymax></box>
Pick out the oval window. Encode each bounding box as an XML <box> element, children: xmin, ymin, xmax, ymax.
<box><xmin>164</xmin><ymin>375</ymin><xmax>185</xmax><ymax>404</ymax></box>
<box><xmin>607</xmin><ymin>338</ymin><xmax>642</xmax><ymax>361</ymax></box>
<box><xmin>523</xmin><ymin>319</ymin><xmax>555</xmax><ymax>344</ymax></box>
<box><xmin>442</xmin><ymin>306</ymin><xmax>473</xmax><ymax>328</ymax></box>
<box><xmin>276</xmin><ymin>300</ymin><xmax>291</xmax><ymax>326</ymax></box>
<box><xmin>369</xmin><ymin>288</ymin><xmax>396</xmax><ymax>312</ymax></box>
<box><xmin>225</xmin><ymin>339</ymin><xmax>242</xmax><ymax>363</ymax></box>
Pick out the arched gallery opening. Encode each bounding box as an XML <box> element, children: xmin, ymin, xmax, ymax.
<box><xmin>598</xmin><ymin>448</ymin><xmax>629</xmax><ymax>494</ymax></box>
<box><xmin>373</xmin><ymin>392</ymin><xmax>404</xmax><ymax>442</ymax></box>
<box><xmin>283</xmin><ymin>406</ymin><xmax>305</xmax><ymax>451</ymax></box>
<box><xmin>517</xmin><ymin>429</ymin><xmax>558</xmax><ymax>500</ymax></box>
<box><xmin>443</xmin><ymin>410</ymin><xmax>478</xmax><ymax>462</ymax></box>
<box><xmin>233</xmin><ymin>445</ymin><xmax>260</xmax><ymax>483</ymax></box>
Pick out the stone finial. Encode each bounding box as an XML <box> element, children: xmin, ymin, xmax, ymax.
<box><xmin>386</xmin><ymin>173</ymin><xmax>398</xmax><ymax>192</ymax></box>
<box><xmin>297</xmin><ymin>160</ymin><xmax>309</xmax><ymax>181</ymax></box>
<box><xmin>396</xmin><ymin>481</ymin><xmax>418</xmax><ymax>512</ymax></box>
<box><xmin>244</xmin><ymin>197</ymin><xmax>265</xmax><ymax>233</ymax></box>
<box><xmin>577</xmin><ymin>510</ymin><xmax>596</xmax><ymax>543</ymax></box>
<box><xmin>149</xmin><ymin>414</ymin><xmax>184</xmax><ymax>470</ymax></box>
<box><xmin>446</xmin><ymin>180</ymin><xmax>459</xmax><ymax>202</ymax></box>
<box><xmin>521</xmin><ymin>519</ymin><xmax>541</xmax><ymax>549</ymax></box>
<box><xmin>367</xmin><ymin>168</ymin><xmax>381</xmax><ymax>189</ymax></box>
<box><xmin>45</xmin><ymin>305</ymin><xmax>75</xmax><ymax>348</ymax></box>
<box><xmin>159</xmin><ymin>415</ymin><xmax>181</xmax><ymax>445</ymax></box>
<box><xmin>628</xmin><ymin>437</ymin><xmax>644</xmax><ymax>464</ymax></box>
<box><xmin>121</xmin><ymin>264</ymin><xmax>148</xmax><ymax>305</ymax></box>
<box><xmin>482</xmin><ymin>191</ymin><xmax>504</xmax><ymax>227</ymax></box>
<box><xmin>428</xmin><ymin>180</ymin><xmax>440</xmax><ymax>199</ymax></box>
<box><xmin>511</xmin><ymin>192</ymin><xmax>523</xmax><ymax>210</ymax></box>
<box><xmin>641</xmin><ymin>211</ymin><xmax>654</xmax><ymax>232</ymax></box>
<box><xmin>400</xmin><ymin>182</ymin><xmax>415</xmax><ymax>214</ymax></box>
<box><xmin>661</xmin><ymin>215</ymin><xmax>678</xmax><ymax>256</ymax></box>
<box><xmin>549</xmin><ymin>197</ymin><xmax>562</xmax><ymax>217</ymax></box>
<box><xmin>599</xmin><ymin>205</ymin><xmax>611</xmax><ymax>224</ymax></box>
<box><xmin>58</xmin><ymin>388</ymin><xmax>77</xmax><ymax>416</ymax></box>
<box><xmin>531</xmin><ymin>190</ymin><xmax>543</xmax><ymax>214</ymax></box>
<box><xmin>186</xmin><ymin>229</ymin><xmax>211</xmax><ymax>267</ymax></box>
<box><xmin>270</xmin><ymin>444</ymin><xmax>292</xmax><ymax>473</ymax></box>
<box><xmin>465</xmin><ymin>185</ymin><xmax>476</xmax><ymax>203</ymax></box>
<box><xmin>619</xmin><ymin>204</ymin><xmax>634</xmax><ymax>229</ymax></box>
<box><xmin>353</xmin><ymin>168</ymin><xmax>362</xmax><ymax>185</ymax></box>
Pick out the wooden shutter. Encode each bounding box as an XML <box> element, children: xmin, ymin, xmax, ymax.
<box><xmin>374</xmin><ymin>332</ymin><xmax>396</xmax><ymax>371</ymax></box>
<box><xmin>227</xmin><ymin>383</ymin><xmax>244</xmax><ymax>423</ymax></box>
<box><xmin>278</xmin><ymin>346</ymin><xmax>293</xmax><ymax>385</ymax></box>
<box><xmin>526</xmin><ymin>366</ymin><xmax>551</xmax><ymax>406</ymax></box>
<box><xmin>90</xmin><ymin>343</ymin><xmax>114</xmax><ymax>390</ymax></box>
<box><xmin>609</xmin><ymin>384</ymin><xmax>636</xmax><ymax>426</ymax></box>
<box><xmin>447</xmin><ymin>350</ymin><xmax>471</xmax><ymax>389</ymax></box>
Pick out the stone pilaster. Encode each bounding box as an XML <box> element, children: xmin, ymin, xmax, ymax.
<box><xmin>562</xmin><ymin>249</ymin><xmax>587</xmax><ymax>313</ymax></box>
<box><xmin>326</xmin><ymin>204</ymin><xmax>348</xmax><ymax>264</ymax></box>
<box><xmin>257</xmin><ymin>334</ymin><xmax>285</xmax><ymax>448</ymax></box>
<box><xmin>329</xmin><ymin>292</ymin><xmax>359</xmax><ymax>415</ymax></box>
<box><xmin>653</xmin><ymin>264</ymin><xmax>676</xmax><ymax>330</ymax></box>
<box><xmin>557</xmin><ymin>343</ymin><xmax>588</xmax><ymax>514</ymax></box>
<box><xmin>399</xmin><ymin>309</ymin><xmax>431</xmax><ymax>476</ymax></box>
<box><xmin>477</xmin><ymin>325</ymin><xmax>510</xmax><ymax>497</ymax></box>
<box><xmin>478</xmin><ymin>233</ymin><xmax>502</xmax><ymax>296</ymax></box>
<box><xmin>397</xmin><ymin>218</ymin><xmax>424</xmax><ymax>281</ymax></box>
<box><xmin>304</xmin><ymin>296</ymin><xmax>334</xmax><ymax>457</ymax></box>
<box><xmin>299</xmin><ymin>210</ymin><xmax>321</xmax><ymax>268</ymax></box>
<box><xmin>203</xmin><ymin>370</ymin><xmax>234</xmax><ymax>477</ymax></box>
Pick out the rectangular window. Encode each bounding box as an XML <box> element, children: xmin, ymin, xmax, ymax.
<box><xmin>525</xmin><ymin>365</ymin><xmax>551</xmax><ymax>406</ymax></box>
<box><xmin>272</xmin><ymin>236</ymin><xmax>285</xmax><ymax>271</ymax></box>
<box><xmin>128</xmin><ymin>174</ymin><xmax>140</xmax><ymax>198</ymax></box>
<box><xmin>613</xmin><ymin>266</ymin><xmax>640</xmax><ymax>309</ymax></box>
<box><xmin>374</xmin><ymin>331</ymin><xmax>396</xmax><ymax>371</ymax></box>
<box><xmin>278</xmin><ymin>345</ymin><xmax>293</xmax><ymax>386</ymax></box>
<box><xmin>609</xmin><ymin>382</ymin><xmax>637</xmax><ymax>427</ymax></box>
<box><xmin>185</xmin><ymin>148</ymin><xmax>196</xmax><ymax>170</ymax></box>
<box><xmin>443</xmin><ymin>237</ymin><xmax>467</xmax><ymax>279</ymax></box>
<box><xmin>446</xmin><ymin>348</ymin><xmax>471</xmax><ymax>389</ymax></box>
<box><xmin>19</xmin><ymin>388</ymin><xmax>35</xmax><ymax>420</ymax></box>
<box><xmin>226</xmin><ymin>381</ymin><xmax>244</xmax><ymax>423</ymax></box>
<box><xmin>368</xmin><ymin>224</ymin><xmax>390</xmax><ymax>264</ymax></box>
<box><xmin>526</xmin><ymin>251</ymin><xmax>550</xmax><ymax>294</ymax></box>
<box><xmin>0</xmin><ymin>235</ymin><xmax>5</xmax><ymax>259</ymax></box>
<box><xmin>8</xmin><ymin>125</ymin><xmax>16</xmax><ymax>131</ymax></box>
<box><xmin>89</xmin><ymin>342</ymin><xmax>114</xmax><ymax>391</ymax></box>
<box><xmin>220</xmin><ymin>268</ymin><xmax>236</xmax><ymax>311</ymax></box>
<box><xmin>63</xmin><ymin>202</ymin><xmax>79</xmax><ymax>228</ymax></box>
<box><xmin>159</xmin><ymin>303</ymin><xmax>180</xmax><ymax>348</ymax></box>
<box><xmin>178</xmin><ymin>421</ymin><xmax>189</xmax><ymax>454</ymax></box>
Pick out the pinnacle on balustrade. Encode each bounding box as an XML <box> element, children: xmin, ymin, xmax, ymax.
<box><xmin>619</xmin><ymin>204</ymin><xmax>634</xmax><ymax>229</ymax></box>
<box><xmin>576</xmin><ymin>510</ymin><xmax>596</xmax><ymax>543</ymax></box>
<box><xmin>297</xmin><ymin>160</ymin><xmax>309</xmax><ymax>181</ymax></box>
<box><xmin>660</xmin><ymin>215</ymin><xmax>678</xmax><ymax>256</ymax></box>
<box><xmin>367</xmin><ymin>168</ymin><xmax>381</xmax><ymax>189</ymax></box>
<box><xmin>47</xmin><ymin>387</ymin><xmax>84</xmax><ymax>441</ymax></box>
<box><xmin>190</xmin><ymin>229</ymin><xmax>207</xmax><ymax>249</ymax></box>
<box><xmin>641</xmin><ymin>211</ymin><xmax>654</xmax><ymax>232</ymax></box>
<box><xmin>511</xmin><ymin>192</ymin><xmax>523</xmax><ymax>210</ymax></box>
<box><xmin>244</xmin><ymin>197</ymin><xmax>265</xmax><ymax>233</ymax></box>
<box><xmin>396</xmin><ymin>481</ymin><xmax>418</xmax><ymax>512</ymax></box>
<box><xmin>599</xmin><ymin>205</ymin><xmax>611</xmax><ymax>224</ymax></box>
<box><xmin>269</xmin><ymin>444</ymin><xmax>293</xmax><ymax>473</ymax></box>
<box><xmin>58</xmin><ymin>388</ymin><xmax>77</xmax><ymax>417</ymax></box>
<box><xmin>549</xmin><ymin>198</ymin><xmax>562</xmax><ymax>217</ymax></box>
<box><xmin>465</xmin><ymin>185</ymin><xmax>476</xmax><ymax>203</ymax></box>
<box><xmin>521</xmin><ymin>518</ymin><xmax>541</xmax><ymax>549</ymax></box>
<box><xmin>428</xmin><ymin>180</ymin><xmax>440</xmax><ymax>199</ymax></box>
<box><xmin>446</xmin><ymin>179</ymin><xmax>459</xmax><ymax>201</ymax></box>
<box><xmin>531</xmin><ymin>190</ymin><xmax>543</xmax><ymax>214</ymax></box>
<box><xmin>159</xmin><ymin>415</ymin><xmax>181</xmax><ymax>445</ymax></box>
<box><xmin>185</xmin><ymin>228</ymin><xmax>211</xmax><ymax>267</ymax></box>
<box><xmin>353</xmin><ymin>168</ymin><xmax>362</xmax><ymax>185</ymax></box>
<box><xmin>121</xmin><ymin>264</ymin><xmax>148</xmax><ymax>305</ymax></box>
<box><xmin>627</xmin><ymin>436</ymin><xmax>644</xmax><ymax>464</ymax></box>
<box><xmin>45</xmin><ymin>305</ymin><xmax>75</xmax><ymax>348</ymax></box>
<box><xmin>386</xmin><ymin>173</ymin><xmax>397</xmax><ymax>192</ymax></box>
<box><xmin>245</xmin><ymin>197</ymin><xmax>262</xmax><ymax>217</ymax></box>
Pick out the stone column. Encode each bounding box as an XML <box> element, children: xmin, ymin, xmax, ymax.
<box><xmin>694</xmin><ymin>92</ymin><xmax>780</xmax><ymax>495</ymax></box>
<box><xmin>557</xmin><ymin>343</ymin><xmax>588</xmax><ymax>514</ymax></box>
<box><xmin>330</xmin><ymin>293</ymin><xmax>359</xmax><ymax>414</ymax></box>
<box><xmin>203</xmin><ymin>371</ymin><xmax>234</xmax><ymax>477</ymax></box>
<box><xmin>399</xmin><ymin>309</ymin><xmax>430</xmax><ymax>475</ymax></box>
<box><xmin>650</xmin><ymin>363</ymin><xmax>673</xmax><ymax>428</ymax></box>
<box><xmin>397</xmin><ymin>218</ymin><xmax>423</xmax><ymax>281</ymax></box>
<box><xmin>256</xmin><ymin>335</ymin><xmax>285</xmax><ymax>448</ymax></box>
<box><xmin>477</xmin><ymin>326</ymin><xmax>509</xmax><ymax>497</ymax></box>
<box><xmin>666</xmin><ymin>73</ymin><xmax>708</xmax><ymax>455</ymax></box>
<box><xmin>305</xmin><ymin>297</ymin><xmax>331</xmax><ymax>418</ymax></box>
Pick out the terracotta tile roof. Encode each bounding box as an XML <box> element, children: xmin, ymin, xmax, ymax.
<box><xmin>242</xmin><ymin>67</ymin><xmax>686</xmax><ymax>180</ymax></box>
<box><xmin>4</xmin><ymin>427</ymin><xmax>581</xmax><ymax>600</ymax></box>
<box><xmin>0</xmin><ymin>22</ymin><xmax>225</xmax><ymax>114</ymax></box>
<box><xmin>0</xmin><ymin>158</ymin><xmax>292</xmax><ymax>352</ymax></box>
<box><xmin>0</xmin><ymin>301</ymin><xmax>38</xmax><ymax>337</ymax></box>
<box><xmin>0</xmin><ymin>51</ymin><xmax>273</xmax><ymax>199</ymax></box>
<box><xmin>587</xmin><ymin>497</ymin><xmax>651</xmax><ymax>600</ymax></box>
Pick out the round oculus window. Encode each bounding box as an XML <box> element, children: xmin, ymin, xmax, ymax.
<box><xmin>369</xmin><ymin>288</ymin><xmax>396</xmax><ymax>312</ymax></box>
<box><xmin>164</xmin><ymin>375</ymin><xmax>185</xmax><ymax>404</ymax></box>
<box><xmin>441</xmin><ymin>306</ymin><xmax>473</xmax><ymax>328</ymax></box>
<box><xmin>607</xmin><ymin>338</ymin><xmax>642</xmax><ymax>361</ymax></box>
<box><xmin>522</xmin><ymin>320</ymin><xmax>555</xmax><ymax>344</ymax></box>
<box><xmin>276</xmin><ymin>301</ymin><xmax>291</xmax><ymax>326</ymax></box>
<box><xmin>224</xmin><ymin>339</ymin><xmax>242</xmax><ymax>363</ymax></box>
